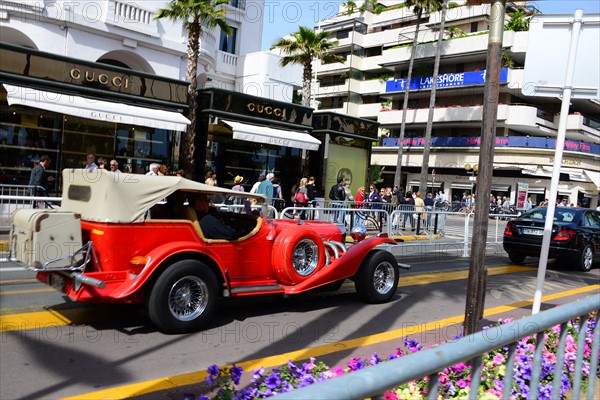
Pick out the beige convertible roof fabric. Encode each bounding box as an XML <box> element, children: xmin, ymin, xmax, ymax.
<box><xmin>61</xmin><ymin>169</ymin><xmax>266</xmax><ymax>223</ymax></box>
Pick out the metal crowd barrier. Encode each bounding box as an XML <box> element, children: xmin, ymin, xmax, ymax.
<box><xmin>277</xmin><ymin>294</ymin><xmax>600</xmax><ymax>400</ymax></box>
<box><xmin>0</xmin><ymin>185</ymin><xmax>62</xmax><ymax>233</ymax></box>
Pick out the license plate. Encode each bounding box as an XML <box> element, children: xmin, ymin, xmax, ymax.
<box><xmin>522</xmin><ymin>228</ymin><xmax>543</xmax><ymax>236</ymax></box>
<box><xmin>48</xmin><ymin>273</ymin><xmax>65</xmax><ymax>291</ymax></box>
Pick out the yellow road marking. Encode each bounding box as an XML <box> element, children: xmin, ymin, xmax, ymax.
<box><xmin>0</xmin><ymin>279</ymin><xmax>38</xmax><ymax>284</ymax></box>
<box><xmin>1</xmin><ymin>288</ymin><xmax>55</xmax><ymax>295</ymax></box>
<box><xmin>64</xmin><ymin>285</ymin><xmax>600</xmax><ymax>400</ymax></box>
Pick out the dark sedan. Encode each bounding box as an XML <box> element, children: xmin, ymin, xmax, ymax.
<box><xmin>503</xmin><ymin>207</ymin><xmax>600</xmax><ymax>271</ymax></box>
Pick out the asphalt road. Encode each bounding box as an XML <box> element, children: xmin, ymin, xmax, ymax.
<box><xmin>1</xmin><ymin>255</ymin><xmax>598</xmax><ymax>400</ymax></box>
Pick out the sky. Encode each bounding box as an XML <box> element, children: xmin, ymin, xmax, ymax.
<box><xmin>260</xmin><ymin>0</ymin><xmax>600</xmax><ymax>50</ymax></box>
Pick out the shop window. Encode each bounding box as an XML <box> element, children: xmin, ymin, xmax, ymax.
<box><xmin>220</xmin><ymin>27</ymin><xmax>237</xmax><ymax>54</ymax></box>
<box><xmin>0</xmin><ymin>104</ymin><xmax>62</xmax><ymax>186</ymax></box>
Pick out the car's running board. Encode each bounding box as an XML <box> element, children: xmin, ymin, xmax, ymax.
<box><xmin>230</xmin><ymin>285</ymin><xmax>284</xmax><ymax>294</ymax></box>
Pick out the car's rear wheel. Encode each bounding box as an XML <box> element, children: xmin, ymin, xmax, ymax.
<box><xmin>354</xmin><ymin>251</ymin><xmax>399</xmax><ymax>303</ymax></box>
<box><xmin>577</xmin><ymin>244</ymin><xmax>593</xmax><ymax>272</ymax></box>
<box><xmin>508</xmin><ymin>252</ymin><xmax>526</xmax><ymax>264</ymax></box>
<box><xmin>147</xmin><ymin>260</ymin><xmax>218</xmax><ymax>334</ymax></box>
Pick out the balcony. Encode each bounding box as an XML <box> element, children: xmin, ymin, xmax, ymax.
<box><xmin>215</xmin><ymin>50</ymin><xmax>238</xmax><ymax>76</ymax></box>
<box><xmin>105</xmin><ymin>0</ymin><xmax>159</xmax><ymax>37</ymax></box>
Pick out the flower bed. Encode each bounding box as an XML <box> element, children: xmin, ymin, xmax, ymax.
<box><xmin>186</xmin><ymin>314</ymin><xmax>598</xmax><ymax>400</ymax></box>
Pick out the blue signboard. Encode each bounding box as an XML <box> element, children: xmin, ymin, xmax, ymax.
<box><xmin>381</xmin><ymin>136</ymin><xmax>600</xmax><ymax>155</ymax></box>
<box><xmin>385</xmin><ymin>69</ymin><xmax>509</xmax><ymax>93</ymax></box>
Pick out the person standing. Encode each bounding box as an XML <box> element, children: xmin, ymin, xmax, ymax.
<box><xmin>232</xmin><ymin>175</ymin><xmax>245</xmax><ymax>192</ymax></box>
<box><xmin>97</xmin><ymin>157</ymin><xmax>106</xmax><ymax>169</ymax></box>
<box><xmin>329</xmin><ymin>177</ymin><xmax>346</xmax><ymax>224</ymax></box>
<box><xmin>424</xmin><ymin>192</ymin><xmax>435</xmax><ymax>229</ymax></box>
<box><xmin>354</xmin><ymin>186</ymin><xmax>366</xmax><ymax>226</ymax></box>
<box><xmin>146</xmin><ymin>163</ymin><xmax>159</xmax><ymax>176</ymax></box>
<box><xmin>109</xmin><ymin>160</ymin><xmax>121</xmax><ymax>173</ymax></box>
<box><xmin>414</xmin><ymin>192</ymin><xmax>426</xmax><ymax>232</ymax></box>
<box><xmin>84</xmin><ymin>153</ymin><xmax>98</xmax><ymax>170</ymax></box>
<box><xmin>257</xmin><ymin>173</ymin><xmax>274</xmax><ymax>202</ymax></box>
<box><xmin>305</xmin><ymin>176</ymin><xmax>318</xmax><ymax>218</ymax></box>
<box><xmin>29</xmin><ymin>155</ymin><xmax>52</xmax><ymax>207</ymax></box>
<box><xmin>250</xmin><ymin>175</ymin><xmax>264</xmax><ymax>194</ymax></box>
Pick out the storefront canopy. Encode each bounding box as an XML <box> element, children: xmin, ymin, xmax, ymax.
<box><xmin>3</xmin><ymin>84</ymin><xmax>190</xmax><ymax>131</ymax></box>
<box><xmin>223</xmin><ymin>119</ymin><xmax>321</xmax><ymax>151</ymax></box>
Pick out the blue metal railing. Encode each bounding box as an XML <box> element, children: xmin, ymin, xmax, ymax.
<box><xmin>277</xmin><ymin>294</ymin><xmax>600</xmax><ymax>400</ymax></box>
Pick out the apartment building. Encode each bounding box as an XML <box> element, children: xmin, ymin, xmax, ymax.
<box><xmin>313</xmin><ymin>1</ymin><xmax>599</xmax><ymax>208</ymax></box>
<box><xmin>0</xmin><ymin>0</ymin><xmax>302</xmax><ymax>187</ymax></box>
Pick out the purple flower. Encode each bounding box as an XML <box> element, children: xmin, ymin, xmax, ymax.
<box><xmin>370</xmin><ymin>352</ymin><xmax>382</xmax><ymax>365</ymax></box>
<box><xmin>230</xmin><ymin>364</ymin><xmax>243</xmax><ymax>385</ymax></box>
<box><xmin>265</xmin><ymin>373</ymin><xmax>281</xmax><ymax>389</ymax></box>
<box><xmin>403</xmin><ymin>336</ymin><xmax>422</xmax><ymax>352</ymax></box>
<box><xmin>252</xmin><ymin>367</ymin><xmax>265</xmax><ymax>382</ymax></box>
<box><xmin>207</xmin><ymin>364</ymin><xmax>220</xmax><ymax>377</ymax></box>
<box><xmin>347</xmin><ymin>357</ymin><xmax>365</xmax><ymax>371</ymax></box>
<box><xmin>298</xmin><ymin>374</ymin><xmax>316</xmax><ymax>387</ymax></box>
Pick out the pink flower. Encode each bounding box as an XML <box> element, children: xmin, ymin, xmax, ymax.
<box><xmin>493</xmin><ymin>353</ymin><xmax>505</xmax><ymax>366</ymax></box>
<box><xmin>487</xmin><ymin>388</ymin><xmax>503</xmax><ymax>397</ymax></box>
<box><xmin>453</xmin><ymin>362</ymin><xmax>467</xmax><ymax>372</ymax></box>
<box><xmin>439</xmin><ymin>372</ymin><xmax>448</xmax><ymax>384</ymax></box>
<box><xmin>304</xmin><ymin>357</ymin><xmax>316</xmax><ymax>371</ymax></box>
<box><xmin>383</xmin><ymin>391</ymin><xmax>399</xmax><ymax>400</ymax></box>
<box><xmin>544</xmin><ymin>352</ymin><xmax>557</xmax><ymax>364</ymax></box>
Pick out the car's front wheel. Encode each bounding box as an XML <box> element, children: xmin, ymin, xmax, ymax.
<box><xmin>147</xmin><ymin>260</ymin><xmax>218</xmax><ymax>334</ymax></box>
<box><xmin>577</xmin><ymin>244</ymin><xmax>594</xmax><ymax>272</ymax></box>
<box><xmin>508</xmin><ymin>252</ymin><xmax>526</xmax><ymax>264</ymax></box>
<box><xmin>354</xmin><ymin>251</ymin><xmax>399</xmax><ymax>303</ymax></box>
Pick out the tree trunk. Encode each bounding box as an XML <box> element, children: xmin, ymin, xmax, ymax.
<box><xmin>419</xmin><ymin>0</ymin><xmax>448</xmax><ymax>194</ymax></box>
<box><xmin>464</xmin><ymin>0</ymin><xmax>505</xmax><ymax>335</ymax></box>
<box><xmin>394</xmin><ymin>9</ymin><xmax>422</xmax><ymax>189</ymax></box>
<box><xmin>302</xmin><ymin>62</ymin><xmax>313</xmax><ymax>107</ymax></box>
<box><xmin>182</xmin><ymin>21</ymin><xmax>201</xmax><ymax>180</ymax></box>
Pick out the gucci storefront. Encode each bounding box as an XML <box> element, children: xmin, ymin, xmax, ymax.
<box><xmin>197</xmin><ymin>88</ymin><xmax>320</xmax><ymax>200</ymax></box>
<box><xmin>0</xmin><ymin>43</ymin><xmax>189</xmax><ymax>190</ymax></box>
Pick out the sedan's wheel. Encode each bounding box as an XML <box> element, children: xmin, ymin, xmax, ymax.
<box><xmin>508</xmin><ymin>252</ymin><xmax>526</xmax><ymax>264</ymax></box>
<box><xmin>578</xmin><ymin>244</ymin><xmax>594</xmax><ymax>272</ymax></box>
<box><xmin>355</xmin><ymin>251</ymin><xmax>399</xmax><ymax>303</ymax></box>
<box><xmin>148</xmin><ymin>260</ymin><xmax>218</xmax><ymax>334</ymax></box>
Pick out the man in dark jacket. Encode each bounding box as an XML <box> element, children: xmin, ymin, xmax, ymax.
<box><xmin>329</xmin><ymin>177</ymin><xmax>346</xmax><ymax>224</ymax></box>
<box><xmin>29</xmin><ymin>155</ymin><xmax>51</xmax><ymax>207</ymax></box>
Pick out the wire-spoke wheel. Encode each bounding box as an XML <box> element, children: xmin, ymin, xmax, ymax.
<box><xmin>168</xmin><ymin>275</ymin><xmax>209</xmax><ymax>321</ymax></box>
<box><xmin>355</xmin><ymin>251</ymin><xmax>399</xmax><ymax>303</ymax></box>
<box><xmin>148</xmin><ymin>260</ymin><xmax>218</xmax><ymax>333</ymax></box>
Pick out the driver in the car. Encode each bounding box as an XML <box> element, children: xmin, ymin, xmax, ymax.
<box><xmin>192</xmin><ymin>193</ymin><xmax>238</xmax><ymax>240</ymax></box>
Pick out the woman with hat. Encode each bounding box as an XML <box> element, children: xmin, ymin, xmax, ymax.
<box><xmin>232</xmin><ymin>175</ymin><xmax>245</xmax><ymax>192</ymax></box>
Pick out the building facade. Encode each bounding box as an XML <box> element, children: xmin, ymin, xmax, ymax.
<box><xmin>313</xmin><ymin>1</ymin><xmax>599</xmax><ymax>208</ymax></box>
<box><xmin>0</xmin><ymin>0</ymin><xmax>304</xmax><ymax>189</ymax></box>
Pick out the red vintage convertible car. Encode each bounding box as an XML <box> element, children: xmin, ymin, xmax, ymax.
<box><xmin>10</xmin><ymin>169</ymin><xmax>404</xmax><ymax>333</ymax></box>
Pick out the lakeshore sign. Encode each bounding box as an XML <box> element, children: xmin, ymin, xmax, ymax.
<box><xmin>385</xmin><ymin>69</ymin><xmax>508</xmax><ymax>93</ymax></box>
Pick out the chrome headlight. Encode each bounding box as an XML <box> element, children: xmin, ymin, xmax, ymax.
<box><xmin>351</xmin><ymin>225</ymin><xmax>367</xmax><ymax>242</ymax></box>
<box><xmin>292</xmin><ymin>239</ymin><xmax>319</xmax><ymax>276</ymax></box>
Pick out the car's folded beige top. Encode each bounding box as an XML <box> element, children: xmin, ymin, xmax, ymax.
<box><xmin>60</xmin><ymin>169</ymin><xmax>266</xmax><ymax>223</ymax></box>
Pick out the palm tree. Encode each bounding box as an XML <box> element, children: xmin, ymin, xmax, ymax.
<box><xmin>156</xmin><ymin>0</ymin><xmax>231</xmax><ymax>180</ymax></box>
<box><xmin>270</xmin><ymin>26</ymin><xmax>345</xmax><ymax>107</ymax></box>
<box><xmin>393</xmin><ymin>0</ymin><xmax>442</xmax><ymax>189</ymax></box>
<box><xmin>419</xmin><ymin>0</ymin><xmax>448</xmax><ymax>194</ymax></box>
